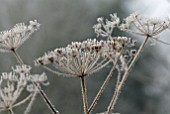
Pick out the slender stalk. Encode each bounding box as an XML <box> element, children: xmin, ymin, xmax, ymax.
<box><xmin>12</xmin><ymin>50</ymin><xmax>60</xmax><ymax>114</ymax></box>
<box><xmin>35</xmin><ymin>83</ymin><xmax>59</xmax><ymax>114</ymax></box>
<box><xmin>80</xmin><ymin>77</ymin><xmax>89</xmax><ymax>114</ymax></box>
<box><xmin>43</xmin><ymin>66</ymin><xmax>74</xmax><ymax>77</ymax></box>
<box><xmin>105</xmin><ymin>71</ymin><xmax>121</xmax><ymax>114</ymax></box>
<box><xmin>34</xmin><ymin>82</ymin><xmax>60</xmax><ymax>114</ymax></box>
<box><xmin>88</xmin><ymin>65</ymin><xmax>115</xmax><ymax>113</ymax></box>
<box><xmin>12</xmin><ymin>49</ymin><xmax>24</xmax><ymax>64</ymax></box>
<box><xmin>36</xmin><ymin>85</ymin><xmax>60</xmax><ymax>114</ymax></box>
<box><xmin>106</xmin><ymin>36</ymin><xmax>149</xmax><ymax>114</ymax></box>
<box><xmin>88</xmin><ymin>50</ymin><xmax>123</xmax><ymax>113</ymax></box>
<box><xmin>24</xmin><ymin>92</ymin><xmax>38</xmax><ymax>114</ymax></box>
<box><xmin>8</xmin><ymin>108</ymin><xmax>14</xmax><ymax>114</ymax></box>
<box><xmin>115</xmin><ymin>71</ymin><xmax>121</xmax><ymax>90</ymax></box>
<box><xmin>13</xmin><ymin>94</ymin><xmax>32</xmax><ymax>108</ymax></box>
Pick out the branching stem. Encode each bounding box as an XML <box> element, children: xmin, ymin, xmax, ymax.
<box><xmin>106</xmin><ymin>36</ymin><xmax>149</xmax><ymax>114</ymax></box>
<box><xmin>88</xmin><ymin>50</ymin><xmax>123</xmax><ymax>113</ymax></box>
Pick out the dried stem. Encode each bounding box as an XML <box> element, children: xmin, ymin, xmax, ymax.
<box><xmin>106</xmin><ymin>36</ymin><xmax>149</xmax><ymax>114</ymax></box>
<box><xmin>105</xmin><ymin>71</ymin><xmax>121</xmax><ymax>114</ymax></box>
<box><xmin>87</xmin><ymin>65</ymin><xmax>116</xmax><ymax>113</ymax></box>
<box><xmin>80</xmin><ymin>77</ymin><xmax>89</xmax><ymax>114</ymax></box>
<box><xmin>35</xmin><ymin>83</ymin><xmax>60</xmax><ymax>114</ymax></box>
<box><xmin>88</xmin><ymin>50</ymin><xmax>123</xmax><ymax>113</ymax></box>
<box><xmin>115</xmin><ymin>71</ymin><xmax>121</xmax><ymax>90</ymax></box>
<box><xmin>24</xmin><ymin>92</ymin><xmax>38</xmax><ymax>114</ymax></box>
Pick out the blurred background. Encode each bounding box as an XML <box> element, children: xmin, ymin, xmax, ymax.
<box><xmin>0</xmin><ymin>0</ymin><xmax>170</xmax><ymax>114</ymax></box>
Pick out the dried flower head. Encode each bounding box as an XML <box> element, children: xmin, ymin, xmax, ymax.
<box><xmin>35</xmin><ymin>35</ymin><xmax>136</xmax><ymax>77</ymax></box>
<box><xmin>0</xmin><ymin>69</ymin><xmax>29</xmax><ymax>110</ymax></box>
<box><xmin>12</xmin><ymin>65</ymin><xmax>48</xmax><ymax>85</ymax></box>
<box><xmin>0</xmin><ymin>20</ymin><xmax>40</xmax><ymax>52</ymax></box>
<box><xmin>35</xmin><ymin>39</ymin><xmax>112</xmax><ymax>77</ymax></box>
<box><xmin>105</xmin><ymin>36</ymin><xmax>136</xmax><ymax>71</ymax></box>
<box><xmin>12</xmin><ymin>64</ymin><xmax>31</xmax><ymax>74</ymax></box>
<box><xmin>93</xmin><ymin>13</ymin><xmax>137</xmax><ymax>72</ymax></box>
<box><xmin>0</xmin><ymin>65</ymin><xmax>48</xmax><ymax>112</ymax></box>
<box><xmin>119</xmin><ymin>12</ymin><xmax>170</xmax><ymax>40</ymax></box>
<box><xmin>93</xmin><ymin>13</ymin><xmax>120</xmax><ymax>38</ymax></box>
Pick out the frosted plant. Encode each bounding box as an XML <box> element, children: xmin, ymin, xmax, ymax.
<box><xmin>109</xmin><ymin>13</ymin><xmax>170</xmax><ymax>114</ymax></box>
<box><xmin>88</xmin><ymin>38</ymin><xmax>136</xmax><ymax>113</ymax></box>
<box><xmin>92</xmin><ymin>13</ymin><xmax>143</xmax><ymax>114</ymax></box>
<box><xmin>0</xmin><ymin>12</ymin><xmax>169</xmax><ymax>114</ymax></box>
<box><xmin>35</xmin><ymin>38</ymin><xmax>112</xmax><ymax>114</ymax></box>
<box><xmin>35</xmin><ymin>36</ymin><xmax>136</xmax><ymax>114</ymax></box>
<box><xmin>91</xmin><ymin>12</ymin><xmax>170</xmax><ymax>114</ymax></box>
<box><xmin>0</xmin><ymin>20</ymin><xmax>59</xmax><ymax>114</ymax></box>
<box><xmin>0</xmin><ymin>65</ymin><xmax>48</xmax><ymax>114</ymax></box>
<box><xmin>87</xmin><ymin>14</ymin><xmax>137</xmax><ymax>113</ymax></box>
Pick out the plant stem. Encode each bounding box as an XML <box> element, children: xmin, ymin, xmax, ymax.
<box><xmin>80</xmin><ymin>77</ymin><xmax>89</xmax><ymax>114</ymax></box>
<box><xmin>8</xmin><ymin>108</ymin><xmax>14</xmax><ymax>114</ymax></box>
<box><xmin>24</xmin><ymin>92</ymin><xmax>38</xmax><ymax>114</ymax></box>
<box><xmin>106</xmin><ymin>36</ymin><xmax>149</xmax><ymax>114</ymax></box>
<box><xmin>88</xmin><ymin>50</ymin><xmax>123</xmax><ymax>113</ymax></box>
<box><xmin>12</xmin><ymin>49</ymin><xmax>24</xmax><ymax>64</ymax></box>
<box><xmin>115</xmin><ymin>71</ymin><xmax>121</xmax><ymax>90</ymax></box>
<box><xmin>35</xmin><ymin>83</ymin><xmax>60</xmax><ymax>114</ymax></box>
<box><xmin>88</xmin><ymin>65</ymin><xmax>115</xmax><ymax>113</ymax></box>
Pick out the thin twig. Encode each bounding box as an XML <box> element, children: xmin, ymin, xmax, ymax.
<box><xmin>106</xmin><ymin>36</ymin><xmax>149</xmax><ymax>114</ymax></box>
<box><xmin>80</xmin><ymin>77</ymin><xmax>89</xmax><ymax>114</ymax></box>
